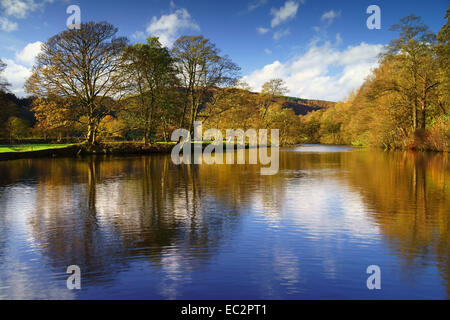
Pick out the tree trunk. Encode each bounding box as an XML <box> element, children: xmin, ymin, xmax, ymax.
<box><xmin>144</xmin><ymin>129</ymin><xmax>150</xmax><ymax>145</ymax></box>
<box><xmin>87</xmin><ymin>122</ymin><xmax>97</xmax><ymax>146</ymax></box>
<box><xmin>412</xmin><ymin>73</ymin><xmax>418</xmax><ymax>131</ymax></box>
<box><xmin>421</xmin><ymin>105</ymin><xmax>426</xmax><ymax>130</ymax></box>
<box><xmin>420</xmin><ymin>84</ymin><xmax>427</xmax><ymax>130</ymax></box>
<box><xmin>148</xmin><ymin>96</ymin><xmax>155</xmax><ymax>145</ymax></box>
<box><xmin>180</xmin><ymin>92</ymin><xmax>190</xmax><ymax>128</ymax></box>
<box><xmin>188</xmin><ymin>88</ymin><xmax>197</xmax><ymax>135</ymax></box>
<box><xmin>162</xmin><ymin>117</ymin><xmax>168</xmax><ymax>143</ymax></box>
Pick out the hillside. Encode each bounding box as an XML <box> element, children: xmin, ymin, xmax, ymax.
<box><xmin>241</xmin><ymin>90</ymin><xmax>336</xmax><ymax>115</ymax></box>
<box><xmin>279</xmin><ymin>96</ymin><xmax>336</xmax><ymax>115</ymax></box>
<box><xmin>243</xmin><ymin>90</ymin><xmax>336</xmax><ymax>115</ymax></box>
<box><xmin>197</xmin><ymin>87</ymin><xmax>336</xmax><ymax>117</ymax></box>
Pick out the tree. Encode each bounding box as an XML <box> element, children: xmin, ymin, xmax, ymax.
<box><xmin>6</xmin><ymin>116</ymin><xmax>29</xmax><ymax>143</ymax></box>
<box><xmin>436</xmin><ymin>6</ymin><xmax>450</xmax><ymax>114</ymax></box>
<box><xmin>202</xmin><ymin>81</ymin><xmax>261</xmax><ymax>131</ymax></box>
<box><xmin>265</xmin><ymin>103</ymin><xmax>300</xmax><ymax>145</ymax></box>
<box><xmin>172</xmin><ymin>35</ymin><xmax>240</xmax><ymax>134</ymax></box>
<box><xmin>261</xmin><ymin>78</ymin><xmax>289</xmax><ymax>97</ymax></box>
<box><xmin>0</xmin><ymin>58</ymin><xmax>10</xmax><ymax>92</ymax></box>
<box><xmin>382</xmin><ymin>15</ymin><xmax>440</xmax><ymax>130</ymax></box>
<box><xmin>298</xmin><ymin>12</ymin><xmax>449</xmax><ymax>151</ymax></box>
<box><xmin>260</xmin><ymin>78</ymin><xmax>289</xmax><ymax>119</ymax></box>
<box><xmin>98</xmin><ymin>115</ymin><xmax>126</xmax><ymax>140</ymax></box>
<box><xmin>0</xmin><ymin>94</ymin><xmax>17</xmax><ymax>136</ymax></box>
<box><xmin>25</xmin><ymin>22</ymin><xmax>128</xmax><ymax>146</ymax></box>
<box><xmin>31</xmin><ymin>96</ymin><xmax>76</xmax><ymax>140</ymax></box>
<box><xmin>121</xmin><ymin>37</ymin><xmax>179</xmax><ymax>144</ymax></box>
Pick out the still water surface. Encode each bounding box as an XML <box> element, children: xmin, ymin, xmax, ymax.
<box><xmin>0</xmin><ymin>145</ymin><xmax>448</xmax><ymax>299</ymax></box>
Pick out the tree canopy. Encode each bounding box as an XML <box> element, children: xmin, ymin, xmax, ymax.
<box><xmin>25</xmin><ymin>21</ymin><xmax>128</xmax><ymax>145</ymax></box>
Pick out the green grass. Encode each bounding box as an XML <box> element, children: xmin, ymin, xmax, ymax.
<box><xmin>0</xmin><ymin>144</ymin><xmax>75</xmax><ymax>153</ymax></box>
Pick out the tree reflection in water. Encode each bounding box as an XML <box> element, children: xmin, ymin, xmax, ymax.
<box><xmin>0</xmin><ymin>148</ymin><xmax>448</xmax><ymax>299</ymax></box>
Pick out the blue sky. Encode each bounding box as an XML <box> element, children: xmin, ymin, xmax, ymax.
<box><xmin>0</xmin><ymin>0</ymin><xmax>448</xmax><ymax>100</ymax></box>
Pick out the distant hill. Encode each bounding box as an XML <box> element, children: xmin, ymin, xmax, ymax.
<box><xmin>278</xmin><ymin>96</ymin><xmax>336</xmax><ymax>115</ymax></box>
<box><xmin>198</xmin><ymin>87</ymin><xmax>336</xmax><ymax>117</ymax></box>
<box><xmin>242</xmin><ymin>90</ymin><xmax>336</xmax><ymax>115</ymax></box>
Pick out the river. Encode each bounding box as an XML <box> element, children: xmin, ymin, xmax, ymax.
<box><xmin>0</xmin><ymin>145</ymin><xmax>448</xmax><ymax>299</ymax></box>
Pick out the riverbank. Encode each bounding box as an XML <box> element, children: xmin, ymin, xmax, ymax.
<box><xmin>0</xmin><ymin>142</ymin><xmax>174</xmax><ymax>161</ymax></box>
<box><xmin>0</xmin><ymin>144</ymin><xmax>81</xmax><ymax>161</ymax></box>
<box><xmin>0</xmin><ymin>141</ymin><xmax>259</xmax><ymax>161</ymax></box>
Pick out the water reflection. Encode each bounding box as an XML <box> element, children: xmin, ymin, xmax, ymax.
<box><xmin>0</xmin><ymin>147</ymin><xmax>448</xmax><ymax>299</ymax></box>
<box><xmin>342</xmin><ymin>150</ymin><xmax>450</xmax><ymax>297</ymax></box>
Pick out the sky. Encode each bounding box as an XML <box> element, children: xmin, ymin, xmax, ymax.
<box><xmin>0</xmin><ymin>0</ymin><xmax>448</xmax><ymax>101</ymax></box>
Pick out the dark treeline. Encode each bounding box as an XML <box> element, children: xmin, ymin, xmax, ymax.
<box><xmin>0</xmin><ymin>60</ymin><xmax>34</xmax><ymax>143</ymax></box>
<box><xmin>0</xmin><ymin>7</ymin><xmax>449</xmax><ymax>151</ymax></box>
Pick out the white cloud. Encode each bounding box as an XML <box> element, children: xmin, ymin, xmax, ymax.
<box><xmin>248</xmin><ymin>0</ymin><xmax>268</xmax><ymax>12</ymax></box>
<box><xmin>131</xmin><ymin>31</ymin><xmax>146</xmax><ymax>40</ymax></box>
<box><xmin>335</xmin><ymin>33</ymin><xmax>342</xmax><ymax>46</ymax></box>
<box><xmin>242</xmin><ymin>41</ymin><xmax>383</xmax><ymax>101</ymax></box>
<box><xmin>0</xmin><ymin>0</ymin><xmax>37</xmax><ymax>18</ymax></box>
<box><xmin>264</xmin><ymin>48</ymin><xmax>272</xmax><ymax>55</ymax></box>
<box><xmin>270</xmin><ymin>1</ymin><xmax>300</xmax><ymax>28</ymax></box>
<box><xmin>257</xmin><ymin>27</ymin><xmax>269</xmax><ymax>34</ymax></box>
<box><xmin>273</xmin><ymin>28</ymin><xmax>290</xmax><ymax>40</ymax></box>
<box><xmin>321</xmin><ymin>10</ymin><xmax>341</xmax><ymax>24</ymax></box>
<box><xmin>0</xmin><ymin>0</ymin><xmax>54</xmax><ymax>19</ymax></box>
<box><xmin>0</xmin><ymin>41</ymin><xmax>43</xmax><ymax>97</ymax></box>
<box><xmin>144</xmin><ymin>8</ymin><xmax>200</xmax><ymax>47</ymax></box>
<box><xmin>1</xmin><ymin>58</ymin><xmax>31</xmax><ymax>97</ymax></box>
<box><xmin>15</xmin><ymin>41</ymin><xmax>42</xmax><ymax>66</ymax></box>
<box><xmin>0</xmin><ymin>16</ymin><xmax>18</xmax><ymax>31</ymax></box>
<box><xmin>0</xmin><ymin>0</ymin><xmax>54</xmax><ymax>31</ymax></box>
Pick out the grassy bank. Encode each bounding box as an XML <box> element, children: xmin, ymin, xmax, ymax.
<box><xmin>0</xmin><ymin>144</ymin><xmax>76</xmax><ymax>153</ymax></box>
<box><xmin>0</xmin><ymin>141</ymin><xmax>262</xmax><ymax>161</ymax></box>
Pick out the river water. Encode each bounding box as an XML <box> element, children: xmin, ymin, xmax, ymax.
<box><xmin>0</xmin><ymin>145</ymin><xmax>448</xmax><ymax>299</ymax></box>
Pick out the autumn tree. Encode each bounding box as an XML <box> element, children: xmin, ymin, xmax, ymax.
<box><xmin>121</xmin><ymin>37</ymin><xmax>179</xmax><ymax>144</ymax></box>
<box><xmin>98</xmin><ymin>115</ymin><xmax>126</xmax><ymax>140</ymax></box>
<box><xmin>172</xmin><ymin>35</ymin><xmax>240</xmax><ymax>134</ymax></box>
<box><xmin>265</xmin><ymin>103</ymin><xmax>300</xmax><ymax>145</ymax></box>
<box><xmin>201</xmin><ymin>81</ymin><xmax>260</xmax><ymax>131</ymax></box>
<box><xmin>31</xmin><ymin>96</ymin><xmax>77</xmax><ymax>140</ymax></box>
<box><xmin>25</xmin><ymin>22</ymin><xmax>128</xmax><ymax>146</ymax></box>
<box><xmin>262</xmin><ymin>78</ymin><xmax>288</xmax><ymax>96</ymax></box>
<box><xmin>299</xmin><ymin>12</ymin><xmax>449</xmax><ymax>151</ymax></box>
<box><xmin>6</xmin><ymin>116</ymin><xmax>29</xmax><ymax>143</ymax></box>
<box><xmin>436</xmin><ymin>6</ymin><xmax>450</xmax><ymax>114</ymax></box>
<box><xmin>259</xmin><ymin>78</ymin><xmax>289</xmax><ymax>120</ymax></box>
<box><xmin>377</xmin><ymin>16</ymin><xmax>440</xmax><ymax>131</ymax></box>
